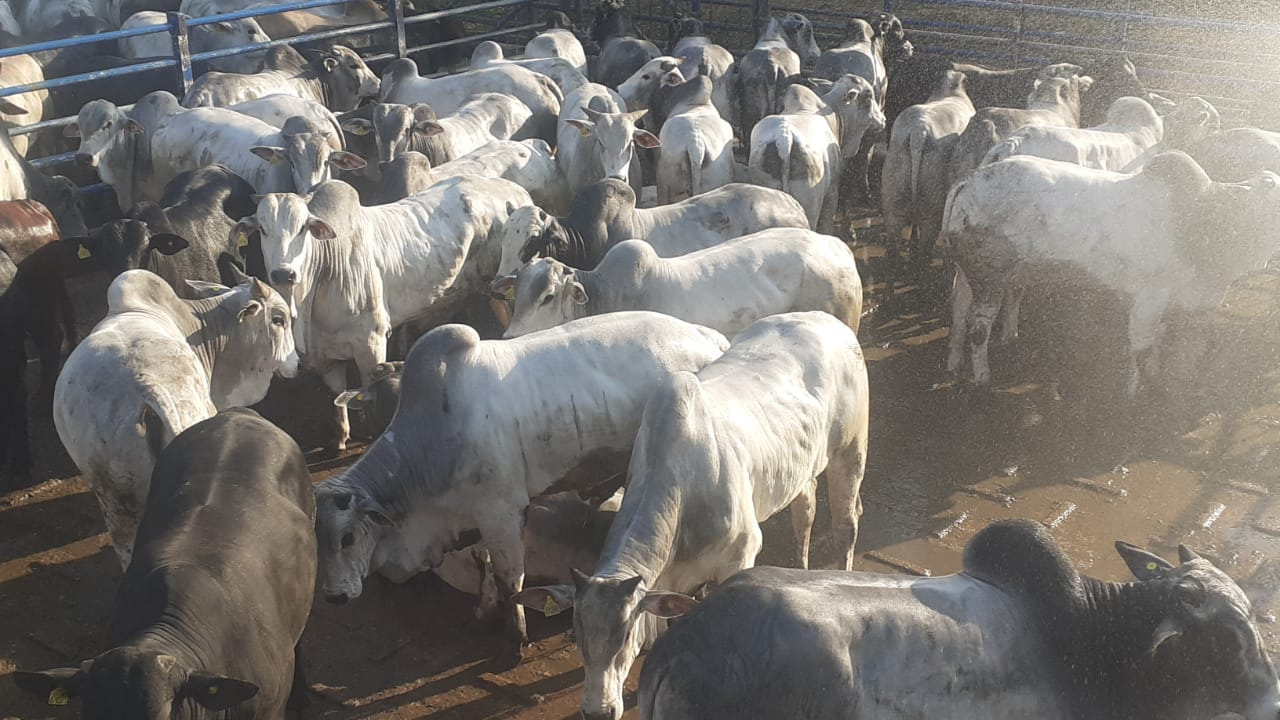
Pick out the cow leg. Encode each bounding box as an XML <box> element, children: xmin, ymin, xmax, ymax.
<box><xmin>1126</xmin><ymin>297</ymin><xmax>1165</xmax><ymax>398</ymax></box>
<box><xmin>478</xmin><ymin>509</ymin><xmax>528</xmax><ymax>669</ymax></box>
<box><xmin>965</xmin><ymin>279</ymin><xmax>1003</xmax><ymax>387</ymax></box>
<box><xmin>321</xmin><ymin>365</ymin><xmax>351</xmax><ymax>453</ymax></box>
<box><xmin>787</xmin><ymin>477</ymin><xmax>818</xmax><ymax>569</ymax></box>
<box><xmin>31</xmin><ymin>317</ymin><xmax>63</xmax><ymax>415</ymax></box>
<box><xmin>947</xmin><ymin>267</ymin><xmax>973</xmax><ymax>377</ymax></box>
<box><xmin>826</xmin><ymin>441</ymin><xmax>867</xmax><ymax>571</ymax></box>
<box><xmin>1000</xmin><ymin>285</ymin><xmax>1025</xmax><ymax>345</ymax></box>
<box><xmin>286</xmin><ymin>642</ymin><xmax>309</xmax><ymax>720</ymax></box>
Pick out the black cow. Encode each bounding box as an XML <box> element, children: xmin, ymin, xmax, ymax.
<box><xmin>62</xmin><ymin>219</ymin><xmax>192</xmax><ymax>296</ymax></box>
<box><xmin>14</xmin><ymin>408</ymin><xmax>318</xmax><ymax>719</ymax></box>
<box><xmin>590</xmin><ymin>0</ymin><xmax>660</xmax><ymax>89</ymax></box>
<box><xmin>639</xmin><ymin>519</ymin><xmax>1280</xmax><ymax>720</ymax></box>
<box><xmin>128</xmin><ymin>164</ymin><xmax>264</xmax><ymax>290</ymax></box>
<box><xmin>334</xmin><ymin>361</ymin><xmax>404</xmax><ymax>440</ymax></box>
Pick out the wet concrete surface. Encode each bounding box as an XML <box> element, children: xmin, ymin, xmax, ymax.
<box><xmin>2</xmin><ymin>230</ymin><xmax>1279</xmax><ymax>719</ymax></box>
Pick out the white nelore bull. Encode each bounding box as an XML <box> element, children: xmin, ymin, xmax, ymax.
<box><xmin>637</xmin><ymin>519</ymin><xmax>1280</xmax><ymax>720</ymax></box>
<box><xmin>748</xmin><ymin>74</ymin><xmax>885</xmax><ymax>234</ymax></box>
<box><xmin>496</xmin><ymin>228</ymin><xmax>863</xmax><ymax>338</ymax></box>
<box><xmin>986</xmin><ymin>96</ymin><xmax>1163</xmax><ymax>171</ymax></box>
<box><xmin>312</xmin><ymin>312</ymin><xmax>728</xmax><ymax>667</ymax></box>
<box><xmin>516</xmin><ymin>312</ymin><xmax>870</xmax><ymax>720</ymax></box>
<box><xmin>656</xmin><ymin>75</ymin><xmax>734</xmax><ymax>203</ymax></box>
<box><xmin>53</xmin><ymin>270</ymin><xmax>297</xmax><ymax>568</ymax></box>
<box><xmin>470</xmin><ymin>40</ymin><xmax>589</xmax><ymax>95</ymax></box>
<box><xmin>235</xmin><ymin>176</ymin><xmax>531</xmax><ymax>448</ymax></box>
<box><xmin>944</xmin><ymin>151</ymin><xmax>1280</xmax><ymax>393</ymax></box>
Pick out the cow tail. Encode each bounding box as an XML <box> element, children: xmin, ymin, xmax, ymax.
<box><xmin>137</xmin><ymin>391</ymin><xmax>184</xmax><ymax>465</ymax></box>
<box><xmin>908</xmin><ymin>125</ymin><xmax>926</xmax><ymax>213</ymax></box>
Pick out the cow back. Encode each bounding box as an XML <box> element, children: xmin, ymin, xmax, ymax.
<box><xmin>0</xmin><ymin>199</ymin><xmax>59</xmax><ymax>265</ymax></box>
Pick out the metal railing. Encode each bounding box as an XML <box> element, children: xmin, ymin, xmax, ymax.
<box><xmin>0</xmin><ymin>0</ymin><xmax>542</xmax><ymax>171</ymax></box>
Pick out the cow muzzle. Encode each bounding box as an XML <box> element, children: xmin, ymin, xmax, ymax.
<box><xmin>270</xmin><ymin>268</ymin><xmax>298</xmax><ymax>286</ymax></box>
<box><xmin>324</xmin><ymin>593</ymin><xmax>350</xmax><ymax>605</ymax></box>
<box><xmin>581</xmin><ymin>708</ymin><xmax>620</xmax><ymax>720</ymax></box>
<box><xmin>74</xmin><ymin>153</ymin><xmax>93</xmax><ymax>167</ymax></box>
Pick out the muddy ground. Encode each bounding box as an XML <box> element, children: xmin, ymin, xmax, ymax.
<box><xmin>2</xmin><ymin>232</ymin><xmax>1280</xmax><ymax>719</ymax></box>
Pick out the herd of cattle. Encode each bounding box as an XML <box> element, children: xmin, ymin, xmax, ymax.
<box><xmin>1</xmin><ymin>0</ymin><xmax>1279</xmax><ymax>718</ymax></box>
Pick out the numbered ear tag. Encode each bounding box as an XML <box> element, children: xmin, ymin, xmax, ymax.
<box><xmin>543</xmin><ymin>596</ymin><xmax>562</xmax><ymax>617</ymax></box>
<box><xmin>77</xmin><ymin>244</ymin><xmax>91</xmax><ymax>260</ymax></box>
<box><xmin>48</xmin><ymin>688</ymin><xmax>70</xmax><ymax>706</ymax></box>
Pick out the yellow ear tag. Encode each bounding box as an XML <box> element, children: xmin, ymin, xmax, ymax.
<box><xmin>1146</xmin><ymin>562</ymin><xmax>1159</xmax><ymax>571</ymax></box>
<box><xmin>543</xmin><ymin>596</ymin><xmax>562</xmax><ymax>617</ymax></box>
<box><xmin>577</xmin><ymin>125</ymin><xmax>591</xmax><ymax>138</ymax></box>
<box><xmin>77</xmin><ymin>244</ymin><xmax>91</xmax><ymax>260</ymax></box>
<box><xmin>207</xmin><ymin>684</ymin><xmax>219</xmax><ymax>696</ymax></box>
<box><xmin>267</xmin><ymin>154</ymin><xmax>281</xmax><ymax>165</ymax></box>
<box><xmin>356</xmin><ymin>393</ymin><xmax>366</xmax><ymax>401</ymax></box>
<box><xmin>352</xmin><ymin>125</ymin><xmax>371</xmax><ymax>136</ymax></box>
<box><xmin>503</xmin><ymin>285</ymin><xmax>516</xmax><ymax>301</ymax></box>
<box><xmin>48</xmin><ymin>687</ymin><xmax>70</xmax><ymax>706</ymax></box>
<box><xmin>236</xmin><ymin>232</ymin><xmax>248</xmax><ymax>248</ymax></box>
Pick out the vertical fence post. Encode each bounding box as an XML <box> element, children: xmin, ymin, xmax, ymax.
<box><xmin>752</xmin><ymin>0</ymin><xmax>769</xmax><ymax>41</ymax></box>
<box><xmin>388</xmin><ymin>0</ymin><xmax>408</xmax><ymax>58</ymax></box>
<box><xmin>168</xmin><ymin>11</ymin><xmax>193</xmax><ymax>97</ymax></box>
<box><xmin>1014</xmin><ymin>0</ymin><xmax>1025</xmax><ymax>65</ymax></box>
<box><xmin>527</xmin><ymin>0</ymin><xmax>537</xmax><ymax>39</ymax></box>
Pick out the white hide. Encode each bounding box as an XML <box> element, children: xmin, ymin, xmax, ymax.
<box><xmin>986</xmin><ymin>96</ymin><xmax>1164</xmax><ymax>171</ymax></box>
<box><xmin>470</xmin><ymin>41</ymin><xmax>588</xmax><ymax>95</ymax></box>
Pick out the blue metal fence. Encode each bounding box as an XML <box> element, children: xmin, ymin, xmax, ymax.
<box><xmin>0</xmin><ymin>0</ymin><xmax>541</xmax><ymax>171</ymax></box>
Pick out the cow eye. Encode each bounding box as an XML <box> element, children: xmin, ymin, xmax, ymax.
<box><xmin>272</xmin><ymin>315</ymin><xmax>286</xmax><ymax>326</ymax></box>
<box><xmin>341</xmin><ymin>533</ymin><xmax>354</xmax><ymax>548</ymax></box>
<box><xmin>540</xmin><ymin>294</ymin><xmax>554</xmax><ymax>306</ymax></box>
<box><xmin>642</xmin><ymin>74</ymin><xmax>651</xmax><ymax>80</ymax></box>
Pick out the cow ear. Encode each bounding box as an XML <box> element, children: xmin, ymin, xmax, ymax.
<box><xmin>328</xmin><ymin>151</ymin><xmax>367</xmax><ymax>171</ymax></box>
<box><xmin>1149</xmin><ymin>617</ymin><xmax>1182</xmax><ymax>655</ymax></box>
<box><xmin>306</xmin><ymin>217</ymin><xmax>336</xmax><ymax>240</ymax></box>
<box><xmin>1177</xmin><ymin>545</ymin><xmax>1202</xmax><ymax>564</ymax></box>
<box><xmin>1076</xmin><ymin>75</ymin><xmax>1095</xmax><ymax>93</ymax></box>
<box><xmin>181</xmin><ymin>672</ymin><xmax>259</xmax><ymax>712</ymax></box>
<box><xmin>340</xmin><ymin>118</ymin><xmax>374</xmax><ymax>136</ymax></box>
<box><xmin>62</xmin><ymin>121</ymin><xmax>80</xmax><ymax>138</ymax></box>
<box><xmin>250</xmin><ymin>146</ymin><xmax>287</xmax><ymax>165</ymax></box>
<box><xmin>565</xmin><ymin>118</ymin><xmax>595</xmax><ymax>137</ymax></box>
<box><xmin>12</xmin><ymin>667</ymin><xmax>85</xmax><ymax>705</ymax></box>
<box><xmin>356</xmin><ymin>493</ymin><xmax>395</xmax><ymax>527</ymax></box>
<box><xmin>229</xmin><ymin>219</ymin><xmax>258</xmax><ymax>251</ymax></box>
<box><xmin>413</xmin><ymin>120</ymin><xmax>445</xmax><ymax>137</ymax></box>
<box><xmin>185</xmin><ymin>280</ymin><xmax>230</xmax><ymax>299</ymax></box>
<box><xmin>333</xmin><ymin>388</ymin><xmax>373</xmax><ymax>411</ymax></box>
<box><xmin>125</xmin><ymin>119</ymin><xmax>144</xmax><ymax>135</ymax></box>
<box><xmin>322</xmin><ymin>56</ymin><xmax>339</xmax><ymax>72</ymax></box>
<box><xmin>490</xmin><ymin>274</ymin><xmax>517</xmax><ymax>300</ymax></box>
<box><xmin>0</xmin><ymin>97</ymin><xmax>26</xmax><ymax>115</ymax></box>
<box><xmin>148</xmin><ymin>233</ymin><xmax>189</xmax><ymax>256</ymax></box>
<box><xmin>638</xmin><ymin>591</ymin><xmax>697</xmax><ymax>618</ymax></box>
<box><xmin>1115</xmin><ymin>541</ymin><xmax>1175</xmax><ymax>580</ymax></box>
<box><xmin>237</xmin><ymin>299</ymin><xmax>263</xmax><ymax>323</ymax></box>
<box><xmin>568</xmin><ymin>279</ymin><xmax>588</xmax><ymax>304</ymax></box>
<box><xmin>633</xmin><ymin>129</ymin><xmax>660</xmax><ymax>149</ymax></box>
<box><xmin>512</xmin><ymin>585</ymin><xmax>576</xmax><ymax>615</ymax></box>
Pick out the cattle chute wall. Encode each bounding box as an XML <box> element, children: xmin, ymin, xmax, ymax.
<box><xmin>0</xmin><ymin>0</ymin><xmax>543</xmax><ymax>174</ymax></box>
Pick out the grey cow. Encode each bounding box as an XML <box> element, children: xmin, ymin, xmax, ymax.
<box><xmin>517</xmin><ymin>312</ymin><xmax>870</xmax><ymax>720</ymax></box>
<box><xmin>638</xmin><ymin>519</ymin><xmax>1280</xmax><ymax>720</ymax></box>
<box><xmin>736</xmin><ymin>13</ymin><xmax>821</xmax><ymax>142</ymax></box>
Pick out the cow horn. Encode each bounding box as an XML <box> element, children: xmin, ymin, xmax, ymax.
<box><xmin>1177</xmin><ymin>545</ymin><xmax>1202</xmax><ymax>563</ymax></box>
<box><xmin>581</xmin><ymin>106</ymin><xmax>606</xmax><ymax>122</ymax></box>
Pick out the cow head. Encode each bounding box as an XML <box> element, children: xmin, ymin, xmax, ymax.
<box><xmin>377</xmin><ymin>150</ymin><xmax>434</xmax><ymax>203</ymax></box>
<box><xmin>13</xmin><ymin>648</ymin><xmax>259</xmax><ymax>720</ymax></box>
<box><xmin>1163</xmin><ymin>97</ymin><xmax>1220</xmax><ymax>150</ymax></box>
<box><xmin>565</xmin><ymin>105</ymin><xmax>658</xmax><ymax>183</ymax></box>
<box><xmin>497</xmin><ymin>205</ymin><xmax>550</xmax><ymax>277</ymax></box>
<box><xmin>779</xmin><ymin>13</ymin><xmax>820</xmax><ymax>67</ymax></box>
<box><xmin>514</xmin><ymin>570</ymin><xmax>697</xmax><ymax>720</ymax></box>
<box><xmin>250</xmin><ymin>120</ymin><xmax>366</xmax><ymax>194</ymax></box>
<box><xmin>66</xmin><ymin>100</ymin><xmax>142</xmax><ymax>170</ymax></box>
<box><xmin>63</xmin><ymin>219</ymin><xmax>189</xmax><ymax>281</ymax></box>
<box><xmin>359</xmin><ymin>102</ymin><xmax>444</xmax><ymax>164</ymax></box>
<box><xmin>1115</xmin><ymin>542</ymin><xmax>1280</xmax><ymax>720</ymax></box>
<box><xmin>48</xmin><ymin>175</ymin><xmax>87</xmax><ymax>237</ymax></box>
<box><xmin>1028</xmin><ymin>74</ymin><xmax>1093</xmax><ymax>125</ymax></box>
<box><xmin>494</xmin><ymin>257</ymin><xmax>586</xmax><ymax>337</ymax></box>
<box><xmin>824</xmin><ymin>74</ymin><xmax>886</xmax><ymax>157</ymax></box>
<box><xmin>616</xmin><ymin>56</ymin><xmax>684</xmax><ymax>112</ymax></box>
<box><xmin>194</xmin><ymin>267</ymin><xmax>299</xmax><ymax>406</ymax></box>
<box><xmin>314</xmin><ymin>481</ymin><xmax>397</xmax><ymax>603</ymax></box>
<box><xmin>313</xmin><ymin>45</ymin><xmax>380</xmax><ymax>112</ymax></box>
<box><xmin>333</xmin><ymin>361</ymin><xmax>403</xmax><ymax>441</ymax></box>
<box><xmin>199</xmin><ymin>17</ymin><xmax>271</xmax><ymax>73</ymax></box>
<box><xmin>237</xmin><ymin>192</ymin><xmax>333</xmax><ymax>293</ymax></box>
<box><xmin>591</xmin><ymin>0</ymin><xmax>642</xmax><ymax>44</ymax></box>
